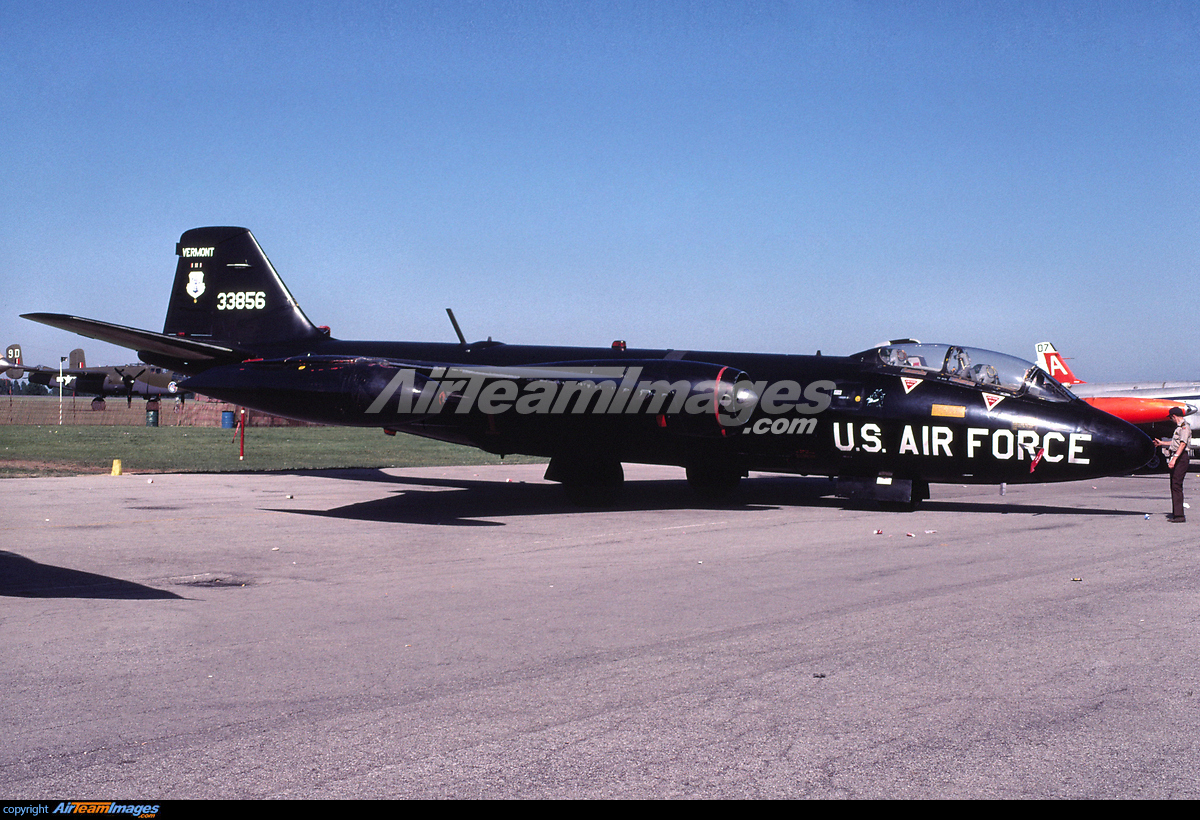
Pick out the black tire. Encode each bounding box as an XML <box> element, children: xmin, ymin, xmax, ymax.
<box><xmin>554</xmin><ymin>457</ymin><xmax>624</xmax><ymax>506</ymax></box>
<box><xmin>686</xmin><ymin>464</ymin><xmax>742</xmax><ymax>502</ymax></box>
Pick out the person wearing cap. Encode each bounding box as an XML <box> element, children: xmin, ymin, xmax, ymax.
<box><xmin>1154</xmin><ymin>407</ymin><xmax>1191</xmax><ymax>522</ymax></box>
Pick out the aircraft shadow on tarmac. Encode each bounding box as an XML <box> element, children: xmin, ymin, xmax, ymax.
<box><xmin>0</xmin><ymin>551</ymin><xmax>182</xmax><ymax>600</ymax></box>
<box><xmin>269</xmin><ymin>469</ymin><xmax>1149</xmax><ymax>526</ymax></box>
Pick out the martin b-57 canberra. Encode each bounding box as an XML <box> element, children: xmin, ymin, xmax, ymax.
<box><xmin>23</xmin><ymin>227</ymin><xmax>1153</xmax><ymax>506</ymax></box>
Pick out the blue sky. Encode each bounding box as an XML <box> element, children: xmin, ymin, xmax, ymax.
<box><xmin>3</xmin><ymin>1</ymin><xmax>1197</xmax><ymax>382</ymax></box>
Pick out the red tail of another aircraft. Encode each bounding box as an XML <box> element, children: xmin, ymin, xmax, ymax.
<box><xmin>1034</xmin><ymin>342</ymin><xmax>1084</xmax><ymax>385</ymax></box>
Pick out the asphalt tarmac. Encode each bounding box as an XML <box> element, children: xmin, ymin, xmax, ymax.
<box><xmin>2</xmin><ymin>465</ymin><xmax>1197</xmax><ymax>799</ymax></box>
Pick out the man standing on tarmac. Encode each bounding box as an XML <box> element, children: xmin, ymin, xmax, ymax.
<box><xmin>1154</xmin><ymin>407</ymin><xmax>1191</xmax><ymax>523</ymax></box>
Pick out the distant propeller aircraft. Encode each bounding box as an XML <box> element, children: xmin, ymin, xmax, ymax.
<box><xmin>22</xmin><ymin>227</ymin><xmax>1153</xmax><ymax>506</ymax></box>
<box><xmin>2</xmin><ymin>344</ymin><xmax>180</xmax><ymax>408</ymax></box>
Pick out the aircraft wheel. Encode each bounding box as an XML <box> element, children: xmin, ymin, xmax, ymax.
<box><xmin>686</xmin><ymin>463</ymin><xmax>743</xmax><ymax>502</ymax></box>
<box><xmin>879</xmin><ymin>479</ymin><xmax>929</xmax><ymax>512</ymax></box>
<box><xmin>550</xmin><ymin>457</ymin><xmax>624</xmax><ymax>506</ymax></box>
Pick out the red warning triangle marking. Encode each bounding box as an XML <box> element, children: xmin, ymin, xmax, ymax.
<box><xmin>901</xmin><ymin>377</ymin><xmax>922</xmax><ymax>394</ymax></box>
<box><xmin>983</xmin><ymin>393</ymin><xmax>1005</xmax><ymax>411</ymax></box>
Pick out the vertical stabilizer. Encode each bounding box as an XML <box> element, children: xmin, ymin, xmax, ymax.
<box><xmin>164</xmin><ymin>227</ymin><xmax>324</xmax><ymax>348</ymax></box>
<box><xmin>1034</xmin><ymin>342</ymin><xmax>1084</xmax><ymax>385</ymax></box>
<box><xmin>3</xmin><ymin>343</ymin><xmax>22</xmax><ymax>378</ymax></box>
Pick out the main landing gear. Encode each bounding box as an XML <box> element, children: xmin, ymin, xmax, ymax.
<box><xmin>545</xmin><ymin>455</ymin><xmax>625</xmax><ymax>506</ymax></box>
<box><xmin>546</xmin><ymin>455</ymin><xmax>748</xmax><ymax>506</ymax></box>
<box><xmin>685</xmin><ymin>461</ymin><xmax>744</xmax><ymax>502</ymax></box>
<box><xmin>834</xmin><ymin>476</ymin><xmax>929</xmax><ymax>511</ymax></box>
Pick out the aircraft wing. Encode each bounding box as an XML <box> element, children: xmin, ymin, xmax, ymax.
<box><xmin>2</xmin><ymin>362</ymin><xmax>113</xmax><ymax>378</ymax></box>
<box><xmin>20</xmin><ymin>313</ymin><xmax>246</xmax><ymax>372</ymax></box>
<box><xmin>0</xmin><ymin>360</ymin><xmax>90</xmax><ymax>381</ymax></box>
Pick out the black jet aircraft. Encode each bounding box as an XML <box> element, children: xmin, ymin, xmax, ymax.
<box><xmin>23</xmin><ymin>227</ymin><xmax>1154</xmax><ymax>506</ymax></box>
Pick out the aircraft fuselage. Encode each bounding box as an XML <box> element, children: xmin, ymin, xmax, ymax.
<box><xmin>23</xmin><ymin>228</ymin><xmax>1156</xmax><ymax>505</ymax></box>
<box><xmin>182</xmin><ymin>337</ymin><xmax>1152</xmax><ymax>488</ymax></box>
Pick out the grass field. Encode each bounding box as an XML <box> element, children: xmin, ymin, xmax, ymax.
<box><xmin>0</xmin><ymin>425</ymin><xmax>546</xmax><ymax>477</ymax></box>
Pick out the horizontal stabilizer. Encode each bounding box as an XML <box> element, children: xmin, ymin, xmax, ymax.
<box><xmin>20</xmin><ymin>313</ymin><xmax>244</xmax><ymax>374</ymax></box>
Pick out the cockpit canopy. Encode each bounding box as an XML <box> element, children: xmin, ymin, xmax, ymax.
<box><xmin>856</xmin><ymin>342</ymin><xmax>1076</xmax><ymax>402</ymax></box>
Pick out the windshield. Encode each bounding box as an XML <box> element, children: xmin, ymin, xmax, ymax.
<box><xmin>862</xmin><ymin>343</ymin><xmax>1076</xmax><ymax>402</ymax></box>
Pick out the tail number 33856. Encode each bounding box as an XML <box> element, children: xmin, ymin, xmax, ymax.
<box><xmin>216</xmin><ymin>291</ymin><xmax>266</xmax><ymax>310</ymax></box>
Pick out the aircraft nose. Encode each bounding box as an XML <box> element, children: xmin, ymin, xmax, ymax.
<box><xmin>1094</xmin><ymin>413</ymin><xmax>1156</xmax><ymax>474</ymax></box>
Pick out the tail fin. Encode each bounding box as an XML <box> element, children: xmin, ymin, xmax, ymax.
<box><xmin>69</xmin><ymin>348</ymin><xmax>85</xmax><ymax>369</ymax></box>
<box><xmin>164</xmin><ymin>227</ymin><xmax>326</xmax><ymax>348</ymax></box>
<box><xmin>3</xmin><ymin>343</ymin><xmax>22</xmax><ymax>378</ymax></box>
<box><xmin>1034</xmin><ymin>342</ymin><xmax>1084</xmax><ymax>385</ymax></box>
